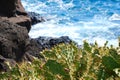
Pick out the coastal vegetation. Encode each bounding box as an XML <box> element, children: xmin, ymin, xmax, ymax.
<box><xmin>0</xmin><ymin>41</ymin><xmax>120</xmax><ymax>80</ymax></box>
<box><xmin>0</xmin><ymin>0</ymin><xmax>120</xmax><ymax>80</ymax></box>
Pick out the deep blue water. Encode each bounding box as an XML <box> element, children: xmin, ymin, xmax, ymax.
<box><xmin>22</xmin><ymin>0</ymin><xmax>120</xmax><ymax>46</ymax></box>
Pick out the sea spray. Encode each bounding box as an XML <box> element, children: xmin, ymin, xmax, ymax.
<box><xmin>22</xmin><ymin>0</ymin><xmax>120</xmax><ymax>46</ymax></box>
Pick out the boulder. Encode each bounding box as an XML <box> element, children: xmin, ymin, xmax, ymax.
<box><xmin>0</xmin><ymin>19</ymin><xmax>30</xmax><ymax>61</ymax></box>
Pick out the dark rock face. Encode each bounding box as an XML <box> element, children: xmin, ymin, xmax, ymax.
<box><xmin>26</xmin><ymin>39</ymin><xmax>44</xmax><ymax>58</ymax></box>
<box><xmin>0</xmin><ymin>0</ymin><xmax>27</xmax><ymax>17</ymax></box>
<box><xmin>0</xmin><ymin>55</ymin><xmax>16</xmax><ymax>72</ymax></box>
<box><xmin>0</xmin><ymin>20</ymin><xmax>30</xmax><ymax>61</ymax></box>
<box><xmin>7</xmin><ymin>16</ymin><xmax>31</xmax><ymax>32</ymax></box>
<box><xmin>0</xmin><ymin>0</ymin><xmax>16</xmax><ymax>17</ymax></box>
<box><xmin>0</xmin><ymin>0</ymin><xmax>31</xmax><ymax>32</ymax></box>
<box><xmin>28</xmin><ymin>12</ymin><xmax>45</xmax><ymax>25</ymax></box>
<box><xmin>0</xmin><ymin>55</ymin><xmax>9</xmax><ymax>72</ymax></box>
<box><xmin>27</xmin><ymin>36</ymin><xmax>72</xmax><ymax>58</ymax></box>
<box><xmin>0</xmin><ymin>0</ymin><xmax>32</xmax><ymax>71</ymax></box>
<box><xmin>16</xmin><ymin>0</ymin><xmax>28</xmax><ymax>15</ymax></box>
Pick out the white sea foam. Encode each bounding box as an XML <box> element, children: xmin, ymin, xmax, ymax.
<box><xmin>22</xmin><ymin>0</ymin><xmax>120</xmax><ymax>47</ymax></box>
<box><xmin>109</xmin><ymin>14</ymin><xmax>120</xmax><ymax>21</ymax></box>
<box><xmin>28</xmin><ymin>20</ymin><xmax>119</xmax><ymax>47</ymax></box>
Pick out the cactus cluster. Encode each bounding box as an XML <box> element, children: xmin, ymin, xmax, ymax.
<box><xmin>0</xmin><ymin>41</ymin><xmax>120</xmax><ymax>80</ymax></box>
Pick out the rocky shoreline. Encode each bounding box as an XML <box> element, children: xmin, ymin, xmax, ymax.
<box><xmin>0</xmin><ymin>0</ymin><xmax>74</xmax><ymax>71</ymax></box>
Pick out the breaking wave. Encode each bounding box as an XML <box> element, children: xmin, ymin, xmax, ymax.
<box><xmin>22</xmin><ymin>0</ymin><xmax>120</xmax><ymax>46</ymax></box>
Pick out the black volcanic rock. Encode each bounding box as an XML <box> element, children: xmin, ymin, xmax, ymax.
<box><xmin>35</xmin><ymin>36</ymin><xmax>72</xmax><ymax>50</ymax></box>
<box><xmin>28</xmin><ymin>12</ymin><xmax>45</xmax><ymax>25</ymax></box>
<box><xmin>26</xmin><ymin>36</ymin><xmax>72</xmax><ymax>58</ymax></box>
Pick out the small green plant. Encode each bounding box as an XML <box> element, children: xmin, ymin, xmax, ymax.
<box><xmin>41</xmin><ymin>41</ymin><xmax>120</xmax><ymax>80</ymax></box>
<box><xmin>0</xmin><ymin>41</ymin><xmax>120</xmax><ymax>80</ymax></box>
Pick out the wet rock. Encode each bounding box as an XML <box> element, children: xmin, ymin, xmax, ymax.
<box><xmin>26</xmin><ymin>36</ymin><xmax>72</xmax><ymax>58</ymax></box>
<box><xmin>28</xmin><ymin>12</ymin><xmax>45</xmax><ymax>25</ymax></box>
<box><xmin>35</xmin><ymin>36</ymin><xmax>72</xmax><ymax>50</ymax></box>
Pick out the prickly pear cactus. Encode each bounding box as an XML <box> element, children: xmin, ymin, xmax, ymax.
<box><xmin>0</xmin><ymin>41</ymin><xmax>120</xmax><ymax>80</ymax></box>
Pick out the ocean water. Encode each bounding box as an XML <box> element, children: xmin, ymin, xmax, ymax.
<box><xmin>22</xmin><ymin>0</ymin><xmax>120</xmax><ymax>46</ymax></box>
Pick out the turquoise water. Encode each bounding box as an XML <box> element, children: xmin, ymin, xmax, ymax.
<box><xmin>22</xmin><ymin>0</ymin><xmax>120</xmax><ymax>46</ymax></box>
